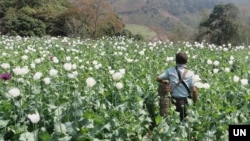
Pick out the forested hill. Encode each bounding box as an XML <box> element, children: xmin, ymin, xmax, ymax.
<box><xmin>1</xmin><ymin>0</ymin><xmax>250</xmax><ymax>44</ymax></box>
<box><xmin>109</xmin><ymin>0</ymin><xmax>250</xmax><ymax>41</ymax></box>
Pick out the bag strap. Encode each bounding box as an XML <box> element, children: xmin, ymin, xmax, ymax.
<box><xmin>171</xmin><ymin>67</ymin><xmax>188</xmax><ymax>91</ymax></box>
<box><xmin>174</xmin><ymin>66</ymin><xmax>191</xmax><ymax>97</ymax></box>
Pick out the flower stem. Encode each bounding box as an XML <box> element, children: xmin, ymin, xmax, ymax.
<box><xmin>34</xmin><ymin>124</ymin><xmax>38</xmax><ymax>141</ymax></box>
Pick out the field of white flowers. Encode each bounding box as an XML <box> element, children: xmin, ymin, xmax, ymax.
<box><xmin>0</xmin><ymin>35</ymin><xmax>249</xmax><ymax>141</ymax></box>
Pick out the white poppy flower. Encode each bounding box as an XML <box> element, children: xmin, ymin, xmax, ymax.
<box><xmin>213</xmin><ymin>68</ymin><xmax>219</xmax><ymax>74</ymax></box>
<box><xmin>1</xmin><ymin>63</ymin><xmax>10</xmax><ymax>69</ymax></box>
<box><xmin>112</xmin><ymin>72</ymin><xmax>123</xmax><ymax>81</ymax></box>
<box><xmin>63</xmin><ymin>63</ymin><xmax>72</xmax><ymax>71</ymax></box>
<box><xmin>21</xmin><ymin>66</ymin><xmax>30</xmax><ymax>75</ymax></box>
<box><xmin>86</xmin><ymin>77</ymin><xmax>96</xmax><ymax>88</ymax></box>
<box><xmin>8</xmin><ymin>87</ymin><xmax>21</xmax><ymax>97</ymax></box>
<box><xmin>92</xmin><ymin>60</ymin><xmax>98</xmax><ymax>65</ymax></box>
<box><xmin>34</xmin><ymin>58</ymin><xmax>42</xmax><ymax>64</ymax></box>
<box><xmin>119</xmin><ymin>69</ymin><xmax>126</xmax><ymax>75</ymax></box>
<box><xmin>43</xmin><ymin>77</ymin><xmax>51</xmax><ymax>85</ymax></box>
<box><xmin>53</xmin><ymin>57</ymin><xmax>59</xmax><ymax>63</ymax></box>
<box><xmin>109</xmin><ymin>70</ymin><xmax>115</xmax><ymax>75</ymax></box>
<box><xmin>2</xmin><ymin>52</ymin><xmax>7</xmax><ymax>56</ymax></box>
<box><xmin>203</xmin><ymin>83</ymin><xmax>211</xmax><ymax>89</ymax></box>
<box><xmin>126</xmin><ymin>58</ymin><xmax>133</xmax><ymax>63</ymax></box>
<box><xmin>49</xmin><ymin>69</ymin><xmax>58</xmax><ymax>77</ymax></box>
<box><xmin>118</xmin><ymin>52</ymin><xmax>123</xmax><ymax>55</ymax></box>
<box><xmin>194</xmin><ymin>82</ymin><xmax>204</xmax><ymax>88</ymax></box>
<box><xmin>30</xmin><ymin>63</ymin><xmax>36</xmax><ymax>69</ymax></box>
<box><xmin>66</xmin><ymin>56</ymin><xmax>71</xmax><ymax>61</ymax></box>
<box><xmin>115</xmin><ymin>82</ymin><xmax>123</xmax><ymax>89</ymax></box>
<box><xmin>229</xmin><ymin>60</ymin><xmax>233</xmax><ymax>65</ymax></box>
<box><xmin>27</xmin><ymin>111</ymin><xmax>40</xmax><ymax>123</ymax></box>
<box><xmin>72</xmin><ymin>64</ymin><xmax>77</xmax><ymax>70</ymax></box>
<box><xmin>21</xmin><ymin>55</ymin><xmax>28</xmax><ymax>60</ymax></box>
<box><xmin>12</xmin><ymin>66</ymin><xmax>29</xmax><ymax>75</ymax></box>
<box><xmin>207</xmin><ymin>59</ymin><xmax>212</xmax><ymax>65</ymax></box>
<box><xmin>12</xmin><ymin>67</ymin><xmax>23</xmax><ymax>75</ymax></box>
<box><xmin>193</xmin><ymin>74</ymin><xmax>201</xmax><ymax>82</ymax></box>
<box><xmin>139</xmin><ymin>50</ymin><xmax>145</xmax><ymax>55</ymax></box>
<box><xmin>213</xmin><ymin>61</ymin><xmax>219</xmax><ymax>66</ymax></box>
<box><xmin>241</xmin><ymin>79</ymin><xmax>248</xmax><ymax>86</ymax></box>
<box><xmin>94</xmin><ymin>64</ymin><xmax>101</xmax><ymax>69</ymax></box>
<box><xmin>233</xmin><ymin>75</ymin><xmax>239</xmax><ymax>82</ymax></box>
<box><xmin>33</xmin><ymin>72</ymin><xmax>43</xmax><ymax>80</ymax></box>
<box><xmin>68</xmin><ymin>71</ymin><xmax>78</xmax><ymax>79</ymax></box>
<box><xmin>224</xmin><ymin>68</ymin><xmax>230</xmax><ymax>72</ymax></box>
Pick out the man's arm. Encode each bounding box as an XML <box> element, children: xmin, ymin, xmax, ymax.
<box><xmin>156</xmin><ymin>71</ymin><xmax>168</xmax><ymax>83</ymax></box>
<box><xmin>191</xmin><ymin>86</ymin><xmax>198</xmax><ymax>104</ymax></box>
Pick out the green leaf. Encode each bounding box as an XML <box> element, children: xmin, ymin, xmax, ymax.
<box><xmin>19</xmin><ymin>132</ymin><xmax>35</xmax><ymax>141</ymax></box>
<box><xmin>155</xmin><ymin>115</ymin><xmax>162</xmax><ymax>125</ymax></box>
<box><xmin>54</xmin><ymin>123</ymin><xmax>67</xmax><ymax>133</ymax></box>
<box><xmin>38</xmin><ymin>130</ymin><xmax>51</xmax><ymax>141</ymax></box>
<box><xmin>0</xmin><ymin>120</ymin><xmax>9</xmax><ymax>128</ymax></box>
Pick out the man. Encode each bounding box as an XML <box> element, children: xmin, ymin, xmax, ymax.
<box><xmin>156</xmin><ymin>52</ymin><xmax>198</xmax><ymax>121</ymax></box>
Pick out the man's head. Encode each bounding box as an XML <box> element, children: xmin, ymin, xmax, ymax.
<box><xmin>176</xmin><ymin>52</ymin><xmax>188</xmax><ymax>64</ymax></box>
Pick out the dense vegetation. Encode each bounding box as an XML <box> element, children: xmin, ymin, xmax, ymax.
<box><xmin>0</xmin><ymin>0</ymin><xmax>144</xmax><ymax>40</ymax></box>
<box><xmin>198</xmin><ymin>3</ymin><xmax>240</xmax><ymax>45</ymax></box>
<box><xmin>0</xmin><ymin>0</ymin><xmax>250</xmax><ymax>45</ymax></box>
<box><xmin>0</xmin><ymin>0</ymin><xmax>249</xmax><ymax>140</ymax></box>
<box><xmin>0</xmin><ymin>35</ymin><xmax>249</xmax><ymax>140</ymax></box>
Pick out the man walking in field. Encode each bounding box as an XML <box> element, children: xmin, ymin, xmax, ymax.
<box><xmin>156</xmin><ymin>52</ymin><xmax>198</xmax><ymax>121</ymax></box>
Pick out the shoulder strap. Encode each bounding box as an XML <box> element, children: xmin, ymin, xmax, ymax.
<box><xmin>171</xmin><ymin>67</ymin><xmax>188</xmax><ymax>92</ymax></box>
<box><xmin>174</xmin><ymin>66</ymin><xmax>191</xmax><ymax>97</ymax></box>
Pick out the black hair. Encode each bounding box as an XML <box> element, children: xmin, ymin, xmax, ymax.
<box><xmin>176</xmin><ymin>52</ymin><xmax>188</xmax><ymax>64</ymax></box>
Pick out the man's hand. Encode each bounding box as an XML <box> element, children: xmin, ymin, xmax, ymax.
<box><xmin>156</xmin><ymin>77</ymin><xmax>162</xmax><ymax>82</ymax></box>
<box><xmin>157</xmin><ymin>78</ymin><xmax>171</xmax><ymax>93</ymax></box>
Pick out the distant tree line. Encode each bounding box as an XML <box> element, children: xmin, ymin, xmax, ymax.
<box><xmin>197</xmin><ymin>3</ymin><xmax>250</xmax><ymax>46</ymax></box>
<box><xmin>1</xmin><ymin>0</ymin><xmax>250</xmax><ymax>45</ymax></box>
<box><xmin>134</xmin><ymin>0</ymin><xmax>250</xmax><ymax>45</ymax></box>
<box><xmin>164</xmin><ymin>1</ymin><xmax>250</xmax><ymax>46</ymax></box>
<box><xmin>0</xmin><ymin>0</ymin><xmax>143</xmax><ymax>40</ymax></box>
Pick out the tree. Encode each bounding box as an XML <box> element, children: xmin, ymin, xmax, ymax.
<box><xmin>198</xmin><ymin>3</ymin><xmax>240</xmax><ymax>45</ymax></box>
<box><xmin>69</xmin><ymin>0</ymin><xmax>124</xmax><ymax>39</ymax></box>
<box><xmin>4</xmin><ymin>14</ymin><xmax>45</xmax><ymax>36</ymax></box>
<box><xmin>15</xmin><ymin>0</ymin><xmax>43</xmax><ymax>9</ymax></box>
<box><xmin>0</xmin><ymin>0</ymin><xmax>70</xmax><ymax>37</ymax></box>
<box><xmin>33</xmin><ymin>1</ymin><xmax>70</xmax><ymax>36</ymax></box>
<box><xmin>55</xmin><ymin>8</ymin><xmax>85</xmax><ymax>37</ymax></box>
<box><xmin>0</xmin><ymin>0</ymin><xmax>124</xmax><ymax>39</ymax></box>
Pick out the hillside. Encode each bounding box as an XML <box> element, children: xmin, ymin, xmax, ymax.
<box><xmin>109</xmin><ymin>0</ymin><xmax>250</xmax><ymax>41</ymax></box>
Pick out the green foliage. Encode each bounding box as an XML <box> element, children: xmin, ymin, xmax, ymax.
<box><xmin>0</xmin><ymin>0</ymin><xmax>16</xmax><ymax>18</ymax></box>
<box><xmin>5</xmin><ymin>14</ymin><xmax>46</xmax><ymax>36</ymax></box>
<box><xmin>0</xmin><ymin>0</ymin><xmax>126</xmax><ymax>39</ymax></box>
<box><xmin>0</xmin><ymin>36</ymin><xmax>249</xmax><ymax>140</ymax></box>
<box><xmin>120</xmin><ymin>29</ymin><xmax>133</xmax><ymax>38</ymax></box>
<box><xmin>124</xmin><ymin>24</ymin><xmax>155</xmax><ymax>41</ymax></box>
<box><xmin>0</xmin><ymin>0</ymin><xmax>69</xmax><ymax>37</ymax></box>
<box><xmin>34</xmin><ymin>3</ymin><xmax>69</xmax><ymax>36</ymax></box>
<box><xmin>18</xmin><ymin>6</ymin><xmax>37</xmax><ymax>16</ymax></box>
<box><xmin>198</xmin><ymin>3</ymin><xmax>240</xmax><ymax>45</ymax></box>
<box><xmin>52</xmin><ymin>0</ymin><xmax>125</xmax><ymax>39</ymax></box>
<box><xmin>16</xmin><ymin>0</ymin><xmax>43</xmax><ymax>9</ymax></box>
<box><xmin>1</xmin><ymin>0</ymin><xmax>250</xmax><ymax>44</ymax></box>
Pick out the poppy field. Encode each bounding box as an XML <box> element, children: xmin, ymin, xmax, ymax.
<box><xmin>0</xmin><ymin>36</ymin><xmax>249</xmax><ymax>141</ymax></box>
